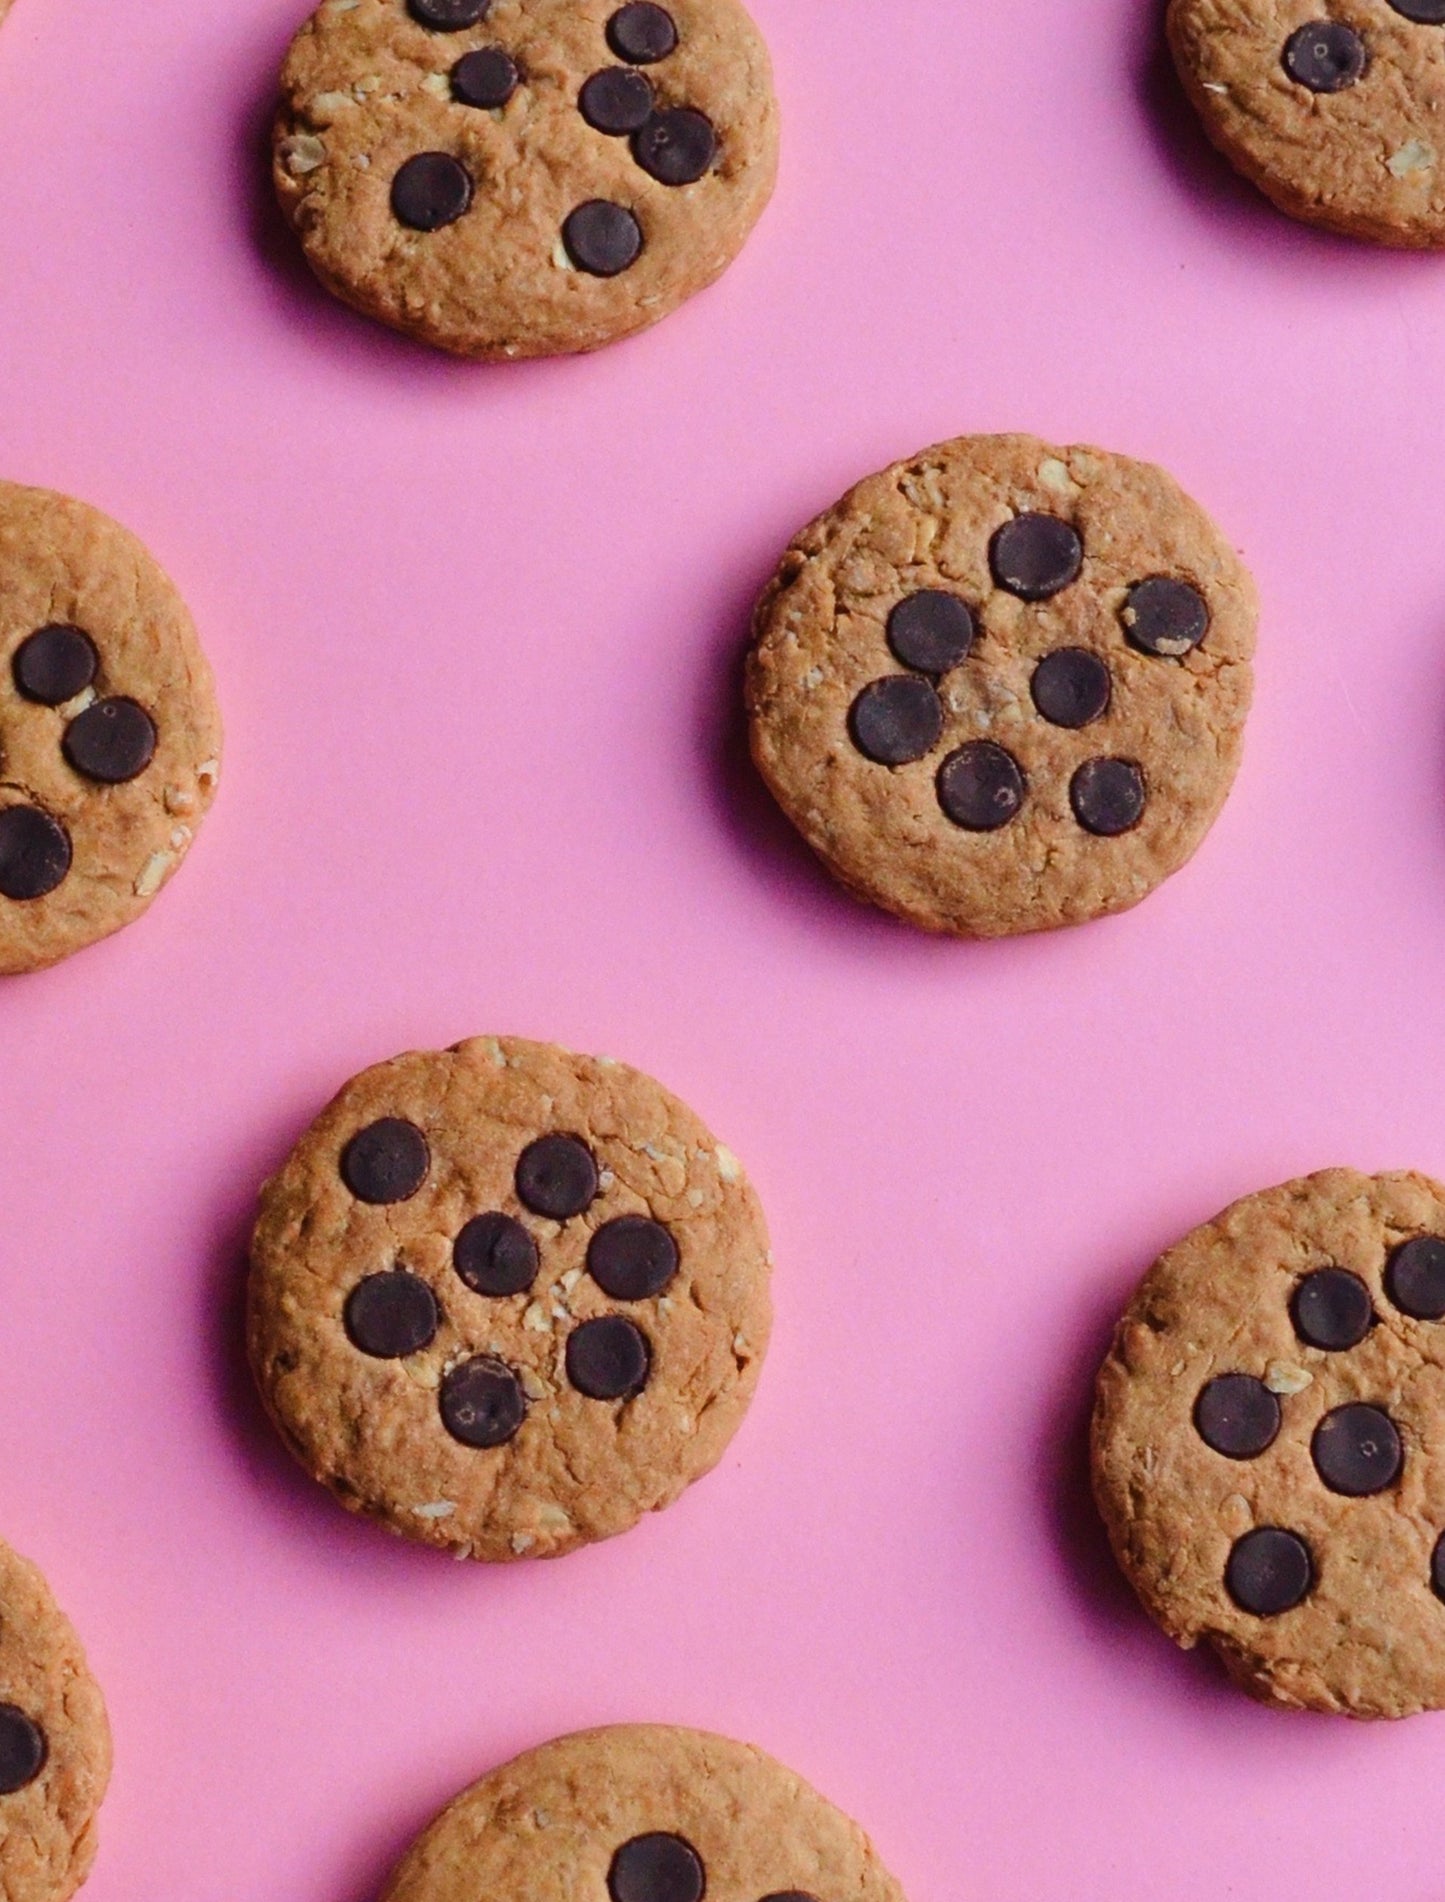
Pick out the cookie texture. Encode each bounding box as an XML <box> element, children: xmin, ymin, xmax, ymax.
<box><xmin>1093</xmin><ymin>1168</ymin><xmax>1445</xmax><ymax>1718</ymax></box>
<box><xmin>1170</xmin><ymin>0</ymin><xmax>1445</xmax><ymax>245</ymax></box>
<box><xmin>248</xmin><ymin>1037</ymin><xmax>772</xmax><ymax>1560</ymax></box>
<box><xmin>379</xmin><ymin>1725</ymin><xmax>907</xmax><ymax>1902</ymax></box>
<box><xmin>0</xmin><ymin>482</ymin><xmax>221</xmax><ymax>975</ymax></box>
<box><xmin>747</xmin><ymin>434</ymin><xmax>1256</xmax><ymax>939</ymax></box>
<box><xmin>273</xmin><ymin>0</ymin><xmax>778</xmax><ymax>359</ymax></box>
<box><xmin>0</xmin><ymin>1537</ymin><xmax>111</xmax><ymax>1902</ymax></box>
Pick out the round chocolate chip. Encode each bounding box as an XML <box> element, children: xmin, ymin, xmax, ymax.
<box><xmin>609</xmin><ymin>1834</ymin><xmax>705</xmax><ymax>1902</ymax></box>
<box><xmin>452</xmin><ymin>47</ymin><xmax>519</xmax><ymax>108</ymax></box>
<box><xmin>0</xmin><ymin>1707</ymin><xmax>45</xmax><ymax>1795</ymax></box>
<box><xmin>62</xmin><ymin>696</ymin><xmax>156</xmax><ymax>783</ymax></box>
<box><xmin>409</xmin><ymin>0</ymin><xmax>489</xmax><ymax>28</ymax></box>
<box><xmin>1386</xmin><ymin>1235</ymin><xmax>1445</xmax><ymax>1320</ymax></box>
<box><xmin>515</xmin><ymin>1133</ymin><xmax>598</xmax><ymax>1219</ymax></box>
<box><xmin>1433</xmin><ymin>1530</ymin><xmax>1445</xmax><ymax>1600</ymax></box>
<box><xmin>567</xmin><ymin>1315</ymin><xmax>651</xmax><ymax>1399</ymax></box>
<box><xmin>886</xmin><ymin>590</ymin><xmax>975</xmax><ymax>675</ymax></box>
<box><xmin>989</xmin><ymin>513</ymin><xmax>1083</xmax><ymax>601</ymax></box>
<box><xmin>632</xmin><ymin>108</ymin><xmax>717</xmax><ymax>185</ymax></box>
<box><xmin>936</xmin><ymin>741</ymin><xmax>1025</xmax><ymax>831</ymax></box>
<box><xmin>607</xmin><ymin>2</ymin><xmax>678</xmax><ymax>63</ymax></box>
<box><xmin>1070</xmin><ymin>758</ymin><xmax>1145</xmax><ymax>836</ymax></box>
<box><xmin>341</xmin><ymin>1118</ymin><xmax>430</xmax><ymax>1204</ymax></box>
<box><xmin>849</xmin><ymin>676</ymin><xmax>943</xmax><ymax>766</ymax></box>
<box><xmin>0</xmin><ymin>806</ymin><xmax>71</xmax><ymax>901</ymax></box>
<box><xmin>562</xmin><ymin>200</ymin><xmax>644</xmax><ymax>276</ymax></box>
<box><xmin>391</xmin><ymin>152</ymin><xmax>473</xmax><ymax>230</ymax></box>
<box><xmin>580</xmin><ymin>66</ymin><xmax>654</xmax><ymax>134</ymax></box>
<box><xmin>344</xmin><ymin>1270</ymin><xmax>439</xmax><ymax>1358</ymax></box>
<box><xmin>1390</xmin><ymin>0</ymin><xmax>1445</xmax><ymax>19</ymax></box>
<box><xmin>1291</xmin><ymin>1268</ymin><xmax>1373</xmax><ymax>1351</ymax></box>
<box><xmin>1194</xmin><ymin>1374</ymin><xmax>1281</xmax><ymax>1459</ymax></box>
<box><xmin>1226</xmin><ymin>1527</ymin><xmax>1313</xmax><ymax>1616</ymax></box>
<box><xmin>1030</xmin><ymin>648</ymin><xmax>1111</xmax><ymax>728</ymax></box>
<box><xmin>12</xmin><ymin>625</ymin><xmax>97</xmax><ymax>705</ymax></box>
<box><xmin>439</xmin><ymin>1355</ymin><xmax>527</xmax><ymax>1448</ymax></box>
<box><xmin>1122</xmin><ymin>577</ymin><xmax>1209</xmax><ymax>659</ymax></box>
<box><xmin>454</xmin><ymin>1212</ymin><xmax>539</xmax><ymax>1296</ymax></box>
<box><xmin>1283</xmin><ymin>20</ymin><xmax>1367</xmax><ymax>91</ymax></box>
<box><xmin>588</xmin><ymin>1215</ymin><xmax>679</xmax><ymax>1300</ymax></box>
<box><xmin>1312</xmin><ymin>1403</ymin><xmax>1402</xmax><ymax>1496</ymax></box>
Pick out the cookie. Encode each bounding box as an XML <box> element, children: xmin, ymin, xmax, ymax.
<box><xmin>1091</xmin><ymin>1167</ymin><xmax>1445</xmax><ymax>1718</ymax></box>
<box><xmin>0</xmin><ymin>1537</ymin><xmax>111</xmax><ymax>1902</ymax></box>
<box><xmin>746</xmin><ymin>434</ymin><xmax>1256</xmax><ymax>939</ymax></box>
<box><xmin>248</xmin><ymin>1037</ymin><xmax>772</xmax><ymax>1560</ymax></box>
<box><xmin>378</xmin><ymin>1725</ymin><xmax>907</xmax><ymax>1902</ymax></box>
<box><xmin>1170</xmin><ymin>0</ymin><xmax>1445</xmax><ymax>244</ymax></box>
<box><xmin>272</xmin><ymin>0</ymin><xmax>778</xmax><ymax>359</ymax></box>
<box><xmin>0</xmin><ymin>482</ymin><xmax>221</xmax><ymax>975</ymax></box>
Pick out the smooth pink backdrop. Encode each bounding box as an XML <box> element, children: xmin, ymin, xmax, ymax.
<box><xmin>2</xmin><ymin>0</ymin><xmax>1444</xmax><ymax>1895</ymax></box>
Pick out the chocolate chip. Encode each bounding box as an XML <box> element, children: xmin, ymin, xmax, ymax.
<box><xmin>1283</xmin><ymin>21</ymin><xmax>1366</xmax><ymax>90</ymax></box>
<box><xmin>12</xmin><ymin>625</ymin><xmax>97</xmax><ymax>705</ymax></box>
<box><xmin>607</xmin><ymin>3</ymin><xmax>678</xmax><ymax>63</ymax></box>
<box><xmin>344</xmin><ymin>1270</ymin><xmax>439</xmax><ymax>1358</ymax></box>
<box><xmin>632</xmin><ymin>108</ymin><xmax>717</xmax><ymax>185</ymax></box>
<box><xmin>391</xmin><ymin>152</ymin><xmax>473</xmax><ymax>230</ymax></box>
<box><xmin>452</xmin><ymin>47</ymin><xmax>519</xmax><ymax>108</ymax></box>
<box><xmin>1386</xmin><ymin>1235</ymin><xmax>1445</xmax><ymax>1319</ymax></box>
<box><xmin>1194</xmin><ymin>1374</ymin><xmax>1281</xmax><ymax>1459</ymax></box>
<box><xmin>0</xmin><ymin>1707</ymin><xmax>45</xmax><ymax>1795</ymax></box>
<box><xmin>341</xmin><ymin>1118</ymin><xmax>430</xmax><ymax>1204</ymax></box>
<box><xmin>580</xmin><ymin>67</ymin><xmax>654</xmax><ymax>133</ymax></box>
<box><xmin>409</xmin><ymin>0</ymin><xmax>489</xmax><ymax>28</ymax></box>
<box><xmin>609</xmin><ymin>1835</ymin><xmax>705</xmax><ymax>1902</ymax></box>
<box><xmin>567</xmin><ymin>1315</ymin><xmax>650</xmax><ymax>1399</ymax></box>
<box><xmin>562</xmin><ymin>200</ymin><xmax>644</xmax><ymax>275</ymax></box>
<box><xmin>989</xmin><ymin>514</ymin><xmax>1083</xmax><ymax>601</ymax></box>
<box><xmin>849</xmin><ymin>676</ymin><xmax>943</xmax><ymax>765</ymax></box>
<box><xmin>1291</xmin><ymin>1269</ymin><xmax>1372</xmax><ymax>1351</ymax></box>
<box><xmin>1433</xmin><ymin>1530</ymin><xmax>1445</xmax><ymax>1600</ymax></box>
<box><xmin>1226</xmin><ymin>1528</ymin><xmax>1313</xmax><ymax>1616</ymax></box>
<box><xmin>936</xmin><ymin>741</ymin><xmax>1025</xmax><ymax>831</ymax></box>
<box><xmin>515</xmin><ymin>1133</ymin><xmax>598</xmax><ymax>1218</ymax></box>
<box><xmin>454</xmin><ymin>1212</ymin><xmax>539</xmax><ymax>1296</ymax></box>
<box><xmin>1122</xmin><ymin>577</ymin><xmax>1209</xmax><ymax>658</ymax></box>
<box><xmin>588</xmin><ymin>1216</ymin><xmax>679</xmax><ymax>1300</ymax></box>
<box><xmin>886</xmin><ymin>591</ymin><xmax>975</xmax><ymax>675</ymax></box>
<box><xmin>439</xmin><ymin>1355</ymin><xmax>527</xmax><ymax>1447</ymax></box>
<box><xmin>1070</xmin><ymin>758</ymin><xmax>1145</xmax><ymax>836</ymax></box>
<box><xmin>1312</xmin><ymin>1403</ymin><xmax>1402</xmax><ymax>1496</ymax></box>
<box><xmin>1390</xmin><ymin>0</ymin><xmax>1445</xmax><ymax>19</ymax></box>
<box><xmin>62</xmin><ymin>696</ymin><xmax>156</xmax><ymax>783</ymax></box>
<box><xmin>0</xmin><ymin>806</ymin><xmax>71</xmax><ymax>900</ymax></box>
<box><xmin>1030</xmin><ymin>648</ymin><xmax>1111</xmax><ymax>728</ymax></box>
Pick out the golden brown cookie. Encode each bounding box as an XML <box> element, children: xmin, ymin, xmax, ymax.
<box><xmin>1092</xmin><ymin>1168</ymin><xmax>1445</xmax><ymax>1717</ymax></box>
<box><xmin>0</xmin><ymin>482</ymin><xmax>221</xmax><ymax>975</ymax></box>
<box><xmin>746</xmin><ymin>433</ymin><xmax>1256</xmax><ymax>939</ymax></box>
<box><xmin>378</xmin><ymin>1725</ymin><xmax>907</xmax><ymax>1902</ymax></box>
<box><xmin>248</xmin><ymin>1037</ymin><xmax>772</xmax><ymax>1560</ymax></box>
<box><xmin>1170</xmin><ymin>0</ymin><xmax>1445</xmax><ymax>244</ymax></box>
<box><xmin>272</xmin><ymin>0</ymin><xmax>778</xmax><ymax>358</ymax></box>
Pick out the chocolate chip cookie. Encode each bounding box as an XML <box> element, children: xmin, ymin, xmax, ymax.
<box><xmin>273</xmin><ymin>0</ymin><xmax>778</xmax><ymax>358</ymax></box>
<box><xmin>746</xmin><ymin>434</ymin><xmax>1256</xmax><ymax>938</ymax></box>
<box><xmin>377</xmin><ymin>1725</ymin><xmax>907</xmax><ymax>1902</ymax></box>
<box><xmin>248</xmin><ymin>1037</ymin><xmax>772</xmax><ymax>1560</ymax></box>
<box><xmin>1092</xmin><ymin>1168</ymin><xmax>1445</xmax><ymax>1717</ymax></box>
<box><xmin>1170</xmin><ymin>0</ymin><xmax>1445</xmax><ymax>244</ymax></box>
<box><xmin>0</xmin><ymin>482</ymin><xmax>221</xmax><ymax>975</ymax></box>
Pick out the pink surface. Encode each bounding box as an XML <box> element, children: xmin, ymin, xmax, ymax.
<box><xmin>4</xmin><ymin>0</ymin><xmax>1445</xmax><ymax>1895</ymax></box>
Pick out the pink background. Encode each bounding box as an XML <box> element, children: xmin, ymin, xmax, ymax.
<box><xmin>3</xmin><ymin>0</ymin><xmax>1445</xmax><ymax>1895</ymax></box>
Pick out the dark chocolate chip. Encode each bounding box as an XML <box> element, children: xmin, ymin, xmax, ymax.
<box><xmin>515</xmin><ymin>1133</ymin><xmax>598</xmax><ymax>1219</ymax></box>
<box><xmin>1389</xmin><ymin>0</ymin><xmax>1445</xmax><ymax>20</ymax></box>
<box><xmin>1312</xmin><ymin>1403</ymin><xmax>1402</xmax><ymax>1496</ymax></box>
<box><xmin>1291</xmin><ymin>1268</ymin><xmax>1372</xmax><ymax>1351</ymax></box>
<box><xmin>567</xmin><ymin>1314</ymin><xmax>650</xmax><ymax>1399</ymax></box>
<box><xmin>409</xmin><ymin>0</ymin><xmax>490</xmax><ymax>28</ymax></box>
<box><xmin>1070</xmin><ymin>758</ymin><xmax>1145</xmax><ymax>836</ymax></box>
<box><xmin>1030</xmin><ymin>648</ymin><xmax>1111</xmax><ymax>728</ymax></box>
<box><xmin>452</xmin><ymin>47</ymin><xmax>519</xmax><ymax>108</ymax></box>
<box><xmin>0</xmin><ymin>1707</ymin><xmax>45</xmax><ymax>1795</ymax></box>
<box><xmin>607</xmin><ymin>3</ymin><xmax>679</xmax><ymax>63</ymax></box>
<box><xmin>1282</xmin><ymin>20</ymin><xmax>1366</xmax><ymax>90</ymax></box>
<box><xmin>12</xmin><ymin>625</ymin><xmax>97</xmax><ymax>705</ymax></box>
<box><xmin>1122</xmin><ymin>577</ymin><xmax>1209</xmax><ymax>658</ymax></box>
<box><xmin>0</xmin><ymin>806</ymin><xmax>71</xmax><ymax>901</ymax></box>
<box><xmin>1433</xmin><ymin>1530</ymin><xmax>1445</xmax><ymax>1600</ymax></box>
<box><xmin>562</xmin><ymin>200</ymin><xmax>644</xmax><ymax>275</ymax></box>
<box><xmin>989</xmin><ymin>514</ymin><xmax>1083</xmax><ymax>601</ymax></box>
<box><xmin>1226</xmin><ymin>1527</ymin><xmax>1313</xmax><ymax>1616</ymax></box>
<box><xmin>849</xmin><ymin>676</ymin><xmax>943</xmax><ymax>765</ymax></box>
<box><xmin>344</xmin><ymin>1270</ymin><xmax>439</xmax><ymax>1358</ymax></box>
<box><xmin>341</xmin><ymin>1118</ymin><xmax>430</xmax><ymax>1204</ymax></box>
<box><xmin>580</xmin><ymin>66</ymin><xmax>654</xmax><ymax>134</ymax></box>
<box><xmin>1194</xmin><ymin>1374</ymin><xmax>1281</xmax><ymax>1459</ymax></box>
<box><xmin>391</xmin><ymin>152</ymin><xmax>473</xmax><ymax>230</ymax></box>
<box><xmin>886</xmin><ymin>590</ymin><xmax>975</xmax><ymax>675</ymax></box>
<box><xmin>62</xmin><ymin>696</ymin><xmax>156</xmax><ymax>783</ymax></box>
<box><xmin>588</xmin><ymin>1215</ymin><xmax>679</xmax><ymax>1300</ymax></box>
<box><xmin>632</xmin><ymin>108</ymin><xmax>717</xmax><ymax>185</ymax></box>
<box><xmin>454</xmin><ymin>1212</ymin><xmax>539</xmax><ymax>1297</ymax></box>
<box><xmin>936</xmin><ymin>741</ymin><xmax>1025</xmax><ymax>831</ymax></box>
<box><xmin>1386</xmin><ymin>1235</ymin><xmax>1445</xmax><ymax>1320</ymax></box>
<box><xmin>439</xmin><ymin>1355</ymin><xmax>527</xmax><ymax>1447</ymax></box>
<box><xmin>609</xmin><ymin>1834</ymin><xmax>705</xmax><ymax>1902</ymax></box>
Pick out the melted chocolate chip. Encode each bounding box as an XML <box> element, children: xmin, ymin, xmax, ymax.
<box><xmin>0</xmin><ymin>805</ymin><xmax>71</xmax><ymax>900</ymax></box>
<box><xmin>607</xmin><ymin>3</ymin><xmax>679</xmax><ymax>63</ymax></box>
<box><xmin>341</xmin><ymin>1118</ymin><xmax>430</xmax><ymax>1204</ymax></box>
<box><xmin>609</xmin><ymin>1834</ymin><xmax>705</xmax><ymax>1902</ymax></box>
<box><xmin>452</xmin><ymin>47</ymin><xmax>519</xmax><ymax>108</ymax></box>
<box><xmin>567</xmin><ymin>1315</ymin><xmax>650</xmax><ymax>1399</ymax></box>
<box><xmin>633</xmin><ymin>108</ymin><xmax>717</xmax><ymax>185</ymax></box>
<box><xmin>439</xmin><ymin>1355</ymin><xmax>527</xmax><ymax>1447</ymax></box>
<box><xmin>886</xmin><ymin>590</ymin><xmax>975</xmax><ymax>675</ymax></box>
<box><xmin>936</xmin><ymin>742</ymin><xmax>1025</xmax><ymax>831</ymax></box>
<box><xmin>1291</xmin><ymin>1268</ymin><xmax>1373</xmax><ymax>1351</ymax></box>
<box><xmin>1226</xmin><ymin>1527</ymin><xmax>1313</xmax><ymax>1616</ymax></box>
<box><xmin>344</xmin><ymin>1270</ymin><xmax>439</xmax><ymax>1358</ymax></box>
<box><xmin>1122</xmin><ymin>577</ymin><xmax>1209</xmax><ymax>658</ymax></box>
<box><xmin>580</xmin><ymin>67</ymin><xmax>654</xmax><ymax>133</ymax></box>
<box><xmin>63</xmin><ymin>696</ymin><xmax>156</xmax><ymax>783</ymax></box>
<box><xmin>454</xmin><ymin>1212</ymin><xmax>539</xmax><ymax>1296</ymax></box>
<box><xmin>391</xmin><ymin>152</ymin><xmax>473</xmax><ymax>230</ymax></box>
<box><xmin>1030</xmin><ymin>648</ymin><xmax>1111</xmax><ymax>728</ymax></box>
<box><xmin>989</xmin><ymin>514</ymin><xmax>1083</xmax><ymax>601</ymax></box>
<box><xmin>588</xmin><ymin>1215</ymin><xmax>679</xmax><ymax>1300</ymax></box>
<box><xmin>515</xmin><ymin>1133</ymin><xmax>598</xmax><ymax>1219</ymax></box>
<box><xmin>1386</xmin><ymin>1235</ymin><xmax>1445</xmax><ymax>1320</ymax></box>
<box><xmin>1194</xmin><ymin>1374</ymin><xmax>1281</xmax><ymax>1459</ymax></box>
<box><xmin>409</xmin><ymin>0</ymin><xmax>489</xmax><ymax>28</ymax></box>
<box><xmin>1433</xmin><ymin>1530</ymin><xmax>1445</xmax><ymax>1600</ymax></box>
<box><xmin>1283</xmin><ymin>20</ymin><xmax>1366</xmax><ymax>91</ymax></box>
<box><xmin>1390</xmin><ymin>0</ymin><xmax>1445</xmax><ymax>19</ymax></box>
<box><xmin>562</xmin><ymin>200</ymin><xmax>644</xmax><ymax>275</ymax></box>
<box><xmin>1070</xmin><ymin>758</ymin><xmax>1145</xmax><ymax>836</ymax></box>
<box><xmin>12</xmin><ymin>625</ymin><xmax>97</xmax><ymax>705</ymax></box>
<box><xmin>1312</xmin><ymin>1403</ymin><xmax>1402</xmax><ymax>1496</ymax></box>
<box><xmin>0</xmin><ymin>1707</ymin><xmax>45</xmax><ymax>1795</ymax></box>
<box><xmin>849</xmin><ymin>676</ymin><xmax>943</xmax><ymax>765</ymax></box>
